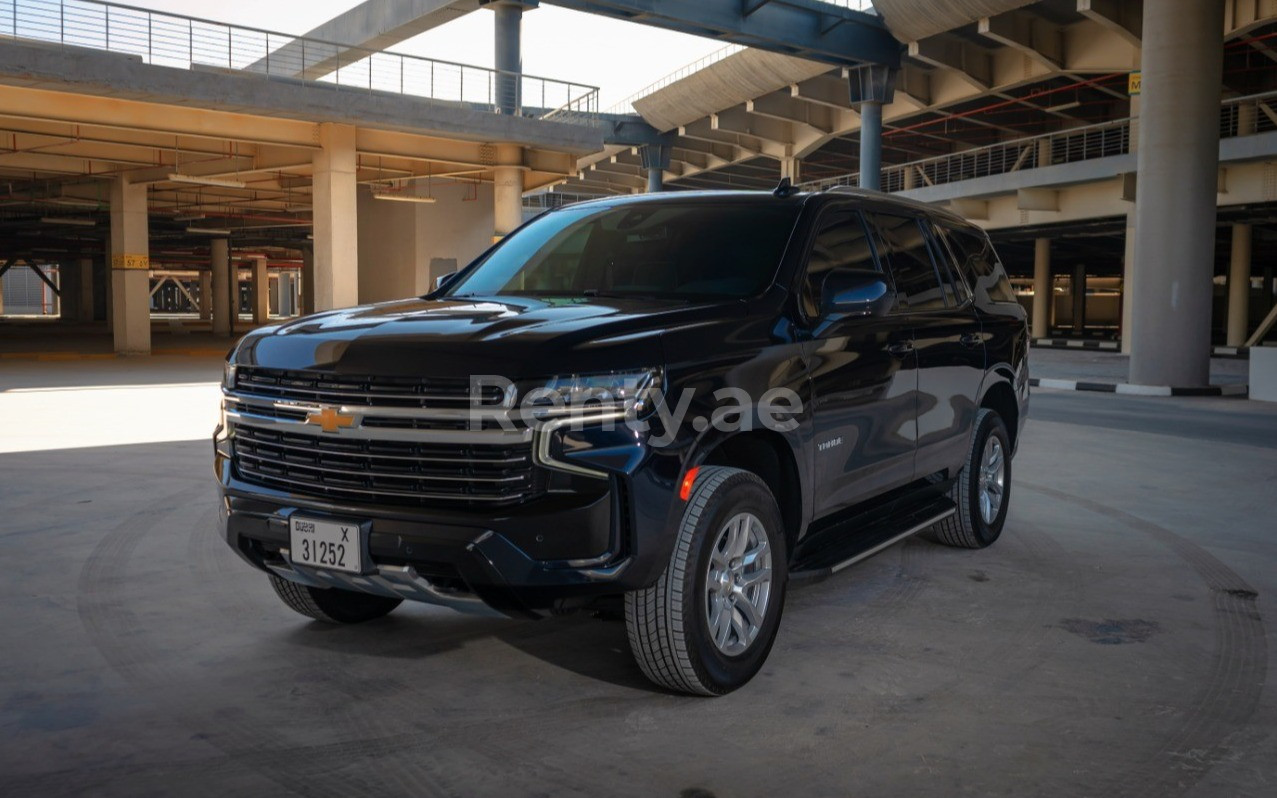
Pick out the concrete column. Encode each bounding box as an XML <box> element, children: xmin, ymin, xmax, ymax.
<box><xmin>1072</xmin><ymin>263</ymin><xmax>1087</xmax><ymax>335</ymax></box>
<box><xmin>211</xmin><ymin>238</ymin><xmax>232</xmax><ymax>336</ymax></box>
<box><xmin>641</xmin><ymin>143</ymin><xmax>672</xmax><ymax>193</ymax></box>
<box><xmin>78</xmin><ymin>258</ymin><xmax>94</xmax><ymax>322</ymax></box>
<box><xmin>780</xmin><ymin>157</ymin><xmax>801</xmax><ymax>184</ymax></box>
<box><xmin>312</xmin><ymin>123</ymin><xmax>359</xmax><ymax>311</ymax></box>
<box><xmin>859</xmin><ymin>101</ymin><xmax>883</xmax><ymax>191</ymax></box>
<box><xmin>493</xmin><ymin>2</ymin><xmax>522</xmax><ymax>115</ymax></box>
<box><xmin>902</xmin><ymin>165</ymin><xmax>916</xmax><ymax>191</ymax></box>
<box><xmin>1227</xmin><ymin>224</ymin><xmax>1253</xmax><ymax>347</ymax></box>
<box><xmin>199</xmin><ymin>271</ymin><xmax>212</xmax><ymax>321</ymax></box>
<box><xmin>58</xmin><ymin>262</ymin><xmax>80</xmax><ymax>322</ymax></box>
<box><xmin>0</xmin><ymin>270</ymin><xmax>5</xmax><ymax>315</ymax></box>
<box><xmin>109</xmin><ymin>178</ymin><xmax>151</xmax><ymax>355</ymax></box>
<box><xmin>251</xmin><ymin>256</ymin><xmax>269</xmax><ymax>325</ymax></box>
<box><xmin>301</xmin><ymin>248</ymin><xmax>315</xmax><ymax>315</ymax></box>
<box><xmin>1237</xmin><ymin>101</ymin><xmax>1258</xmax><ymax>137</ymax></box>
<box><xmin>1032</xmin><ymin>238</ymin><xmax>1051</xmax><ymax>339</ymax></box>
<box><xmin>1120</xmin><ymin>87</ymin><xmax>1142</xmax><ymax>354</ymax></box>
<box><xmin>1128</xmin><ymin>0</ymin><xmax>1225</xmax><ymax>387</ymax></box>
<box><xmin>494</xmin><ymin>144</ymin><xmax>525</xmax><ymax>239</ymax></box>
<box><xmin>1036</xmin><ymin>137</ymin><xmax>1052</xmax><ymax>168</ymax></box>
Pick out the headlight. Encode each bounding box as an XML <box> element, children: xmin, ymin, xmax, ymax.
<box><xmin>527</xmin><ymin>368</ymin><xmax>662</xmax><ymax>415</ymax></box>
<box><xmin>222</xmin><ymin>361</ymin><xmax>237</xmax><ymax>391</ymax></box>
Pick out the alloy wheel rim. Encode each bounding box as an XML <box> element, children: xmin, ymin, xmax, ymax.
<box><xmin>977</xmin><ymin>436</ymin><xmax>1005</xmax><ymax>524</ymax></box>
<box><xmin>705</xmin><ymin>511</ymin><xmax>773</xmax><ymax>656</ymax></box>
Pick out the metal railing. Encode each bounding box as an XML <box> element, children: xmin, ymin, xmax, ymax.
<box><xmin>801</xmin><ymin>90</ymin><xmax>1277</xmax><ymax>195</ymax></box>
<box><xmin>0</xmin><ymin>0</ymin><xmax>599</xmax><ymax>123</ymax></box>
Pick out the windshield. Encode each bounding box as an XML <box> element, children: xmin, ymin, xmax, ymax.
<box><xmin>443</xmin><ymin>202</ymin><xmax>800</xmax><ymax>300</ymax></box>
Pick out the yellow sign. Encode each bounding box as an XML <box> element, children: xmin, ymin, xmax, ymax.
<box><xmin>1128</xmin><ymin>71</ymin><xmax>1141</xmax><ymax>96</ymax></box>
<box><xmin>111</xmin><ymin>254</ymin><xmax>150</xmax><ymax>270</ymax></box>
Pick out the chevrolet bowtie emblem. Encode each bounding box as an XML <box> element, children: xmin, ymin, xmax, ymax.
<box><xmin>304</xmin><ymin>406</ymin><xmax>357</xmax><ymax>433</ymax></box>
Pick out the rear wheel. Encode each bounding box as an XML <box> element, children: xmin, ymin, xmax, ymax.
<box><xmin>625</xmin><ymin>466</ymin><xmax>788</xmax><ymax>696</ymax></box>
<box><xmin>269</xmin><ymin>574</ymin><xmax>402</xmax><ymax>624</ymax></box>
<box><xmin>929</xmin><ymin>408</ymin><xmax>1012</xmax><ymax>549</ymax></box>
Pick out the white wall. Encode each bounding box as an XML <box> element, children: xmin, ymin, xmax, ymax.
<box><xmin>357</xmin><ymin>181</ymin><xmax>495</xmax><ymax>304</ymax></box>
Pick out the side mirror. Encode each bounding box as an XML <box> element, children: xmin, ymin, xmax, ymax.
<box><xmin>434</xmin><ymin>271</ymin><xmax>459</xmax><ymax>291</ymax></box>
<box><xmin>820</xmin><ymin>269</ymin><xmax>894</xmax><ymax>319</ymax></box>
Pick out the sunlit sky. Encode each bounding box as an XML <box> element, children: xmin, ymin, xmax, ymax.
<box><xmin>128</xmin><ymin>0</ymin><xmax>727</xmax><ymax>108</ymax></box>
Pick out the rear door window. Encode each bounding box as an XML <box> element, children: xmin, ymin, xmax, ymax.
<box><xmin>866</xmin><ymin>213</ymin><xmax>947</xmax><ymax>312</ymax></box>
<box><xmin>936</xmin><ymin>223</ymin><xmax>1017</xmax><ymax>304</ymax></box>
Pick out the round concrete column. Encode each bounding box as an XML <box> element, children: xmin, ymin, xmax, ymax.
<box><xmin>1127</xmin><ymin>0</ymin><xmax>1225</xmax><ymax>387</ymax></box>
<box><xmin>1032</xmin><ymin>238</ymin><xmax>1051</xmax><ymax>340</ymax></box>
<box><xmin>494</xmin><ymin>165</ymin><xmax>524</xmax><ymax>239</ymax></box>
<box><xmin>1226</xmin><ymin>224</ymin><xmax>1252</xmax><ymax>347</ymax></box>
<box><xmin>210</xmin><ymin>238</ymin><xmax>232</xmax><ymax>336</ymax></box>
<box><xmin>1072</xmin><ymin>262</ymin><xmax>1087</xmax><ymax>335</ymax></box>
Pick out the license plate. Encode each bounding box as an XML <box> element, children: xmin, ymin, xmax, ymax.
<box><xmin>289</xmin><ymin>516</ymin><xmax>364</xmax><ymax>574</ymax></box>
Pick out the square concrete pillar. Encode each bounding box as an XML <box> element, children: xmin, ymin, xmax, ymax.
<box><xmin>199</xmin><ymin>271</ymin><xmax>212</xmax><ymax>320</ymax></box>
<box><xmin>109</xmin><ymin>178</ymin><xmax>151</xmax><ymax>355</ymax></box>
<box><xmin>251</xmin><ymin>256</ymin><xmax>270</xmax><ymax>325</ymax></box>
<box><xmin>494</xmin><ymin>144</ymin><xmax>525</xmax><ymax>239</ymax></box>
<box><xmin>300</xmin><ymin>248</ymin><xmax>315</xmax><ymax>316</ymax></box>
<box><xmin>1031</xmin><ymin>239</ymin><xmax>1051</xmax><ymax>339</ymax></box>
<box><xmin>78</xmin><ymin>258</ymin><xmax>94</xmax><ymax>322</ymax></box>
<box><xmin>210</xmin><ymin>238</ymin><xmax>232</xmax><ymax>336</ymax></box>
<box><xmin>312</xmin><ymin>123</ymin><xmax>359</xmax><ymax>311</ymax></box>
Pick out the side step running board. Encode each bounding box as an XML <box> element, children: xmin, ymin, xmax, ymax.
<box><xmin>790</xmin><ymin>496</ymin><xmax>956</xmax><ymax>582</ymax></box>
<box><xmin>828</xmin><ymin>509</ymin><xmax>954</xmax><ymax>574</ymax></box>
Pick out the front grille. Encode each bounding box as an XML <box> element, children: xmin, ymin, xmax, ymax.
<box><xmin>234</xmin><ymin>366</ymin><xmax>508</xmax><ymax>409</ymax></box>
<box><xmin>231</xmin><ymin>422</ymin><xmax>542</xmax><ymax>507</ymax></box>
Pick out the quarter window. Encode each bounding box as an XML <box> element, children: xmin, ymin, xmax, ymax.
<box><xmin>937</xmin><ymin>224</ymin><xmax>1017</xmax><ymax>304</ymax></box>
<box><xmin>867</xmin><ymin>213</ymin><xmax>947</xmax><ymax>312</ymax></box>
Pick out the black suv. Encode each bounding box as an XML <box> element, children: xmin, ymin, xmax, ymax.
<box><xmin>216</xmin><ymin>186</ymin><xmax>1029</xmax><ymax>695</ymax></box>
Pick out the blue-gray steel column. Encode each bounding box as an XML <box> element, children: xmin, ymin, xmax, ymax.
<box><xmin>493</xmin><ymin>2</ymin><xmax>523</xmax><ymax>115</ymax></box>
<box><xmin>1128</xmin><ymin>0</ymin><xmax>1224</xmax><ymax>387</ymax></box>
<box><xmin>849</xmin><ymin>65</ymin><xmax>894</xmax><ymax>192</ymax></box>
<box><xmin>859</xmin><ymin>101</ymin><xmax>883</xmax><ymax>190</ymax></box>
<box><xmin>640</xmin><ymin>144</ymin><xmax>671</xmax><ymax>193</ymax></box>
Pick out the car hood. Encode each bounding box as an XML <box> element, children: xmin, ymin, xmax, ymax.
<box><xmin>235</xmin><ymin>295</ymin><xmax>744</xmax><ymax>379</ymax></box>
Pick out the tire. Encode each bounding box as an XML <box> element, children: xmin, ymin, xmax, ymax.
<box><xmin>269</xmin><ymin>574</ymin><xmax>402</xmax><ymax>624</ymax></box>
<box><xmin>624</xmin><ymin>466</ymin><xmax>788</xmax><ymax>696</ymax></box>
<box><xmin>929</xmin><ymin>408</ymin><xmax>1012</xmax><ymax>549</ymax></box>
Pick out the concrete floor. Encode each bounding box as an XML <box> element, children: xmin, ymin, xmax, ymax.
<box><xmin>2</xmin><ymin>358</ymin><xmax>1276</xmax><ymax>797</ymax></box>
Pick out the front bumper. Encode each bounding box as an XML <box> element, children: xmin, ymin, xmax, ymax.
<box><xmin>216</xmin><ymin>424</ymin><xmax>686</xmax><ymax>619</ymax></box>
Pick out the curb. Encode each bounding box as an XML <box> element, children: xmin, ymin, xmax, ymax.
<box><xmin>0</xmin><ymin>348</ymin><xmax>228</xmax><ymax>361</ymax></box>
<box><xmin>1032</xmin><ymin>339</ymin><xmax>1251</xmax><ymax>358</ymax></box>
<box><xmin>1030</xmin><ymin>377</ymin><xmax>1249</xmax><ymax>397</ymax></box>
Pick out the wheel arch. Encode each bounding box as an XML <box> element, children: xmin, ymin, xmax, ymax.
<box><xmin>978</xmin><ymin>376</ymin><xmax>1020</xmax><ymax>451</ymax></box>
<box><xmin>698</xmin><ymin>429</ymin><xmax>806</xmax><ymax>554</ymax></box>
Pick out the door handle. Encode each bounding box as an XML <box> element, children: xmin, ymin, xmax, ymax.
<box><xmin>887</xmin><ymin>341</ymin><xmax>914</xmax><ymax>357</ymax></box>
<box><xmin>960</xmin><ymin>333</ymin><xmax>982</xmax><ymax>348</ymax></box>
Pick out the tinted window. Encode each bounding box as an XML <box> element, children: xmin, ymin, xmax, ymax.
<box><xmin>938</xmin><ymin>224</ymin><xmax>1017</xmax><ymax>304</ymax></box>
<box><xmin>444</xmin><ymin>203</ymin><xmax>799</xmax><ymax>299</ymax></box>
<box><xmin>867</xmin><ymin>213</ymin><xmax>947</xmax><ymax>312</ymax></box>
<box><xmin>801</xmin><ymin>209</ymin><xmax>879</xmax><ymax>317</ymax></box>
<box><xmin>928</xmin><ymin>222</ymin><xmax>971</xmax><ymax>306</ymax></box>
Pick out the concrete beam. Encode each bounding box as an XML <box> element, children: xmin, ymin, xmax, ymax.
<box><xmin>1077</xmin><ymin>0</ymin><xmax>1142</xmax><ymax>48</ymax></box>
<box><xmin>711</xmin><ymin>107</ymin><xmax>796</xmax><ymax>146</ymax></box>
<box><xmin>790</xmin><ymin>74</ymin><xmax>854</xmax><ymax>110</ymax></box>
<box><xmin>978</xmin><ymin>11</ymin><xmax>1064</xmax><ymax>71</ymax></box>
<box><xmin>247</xmin><ymin>1</ymin><xmax>483</xmax><ymax>80</ymax></box>
<box><xmin>908</xmin><ymin>36</ymin><xmax>993</xmax><ymax>91</ymax></box>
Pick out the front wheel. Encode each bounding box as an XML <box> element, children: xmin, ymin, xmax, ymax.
<box><xmin>625</xmin><ymin>466</ymin><xmax>788</xmax><ymax>696</ymax></box>
<box><xmin>929</xmin><ymin>408</ymin><xmax>1012</xmax><ymax>549</ymax></box>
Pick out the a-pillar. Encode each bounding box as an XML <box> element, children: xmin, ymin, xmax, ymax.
<box><xmin>211</xmin><ymin>237</ymin><xmax>232</xmax><ymax>336</ymax></box>
<box><xmin>251</xmin><ymin>256</ymin><xmax>269</xmax><ymax>325</ymax></box>
<box><xmin>300</xmin><ymin>247</ymin><xmax>315</xmax><ymax>315</ymax></box>
<box><xmin>494</xmin><ymin>143</ymin><xmax>525</xmax><ymax>240</ymax></box>
<box><xmin>312</xmin><ymin>123</ymin><xmax>359</xmax><ymax>311</ymax></box>
<box><xmin>849</xmin><ymin>65</ymin><xmax>895</xmax><ymax>191</ymax></box>
<box><xmin>1032</xmin><ymin>238</ymin><xmax>1051</xmax><ymax>339</ymax></box>
<box><xmin>642</xmin><ymin>143</ymin><xmax>671</xmax><ymax>193</ymax></box>
<box><xmin>109</xmin><ymin>177</ymin><xmax>151</xmax><ymax>355</ymax></box>
<box><xmin>198</xmin><ymin>270</ymin><xmax>212</xmax><ymax>321</ymax></box>
<box><xmin>1072</xmin><ymin>263</ymin><xmax>1087</xmax><ymax>335</ymax></box>
<box><xmin>1128</xmin><ymin>0</ymin><xmax>1225</xmax><ymax>387</ymax></box>
<box><xmin>77</xmin><ymin>258</ymin><xmax>94</xmax><ymax>322</ymax></box>
<box><xmin>492</xmin><ymin>1</ymin><xmax>525</xmax><ymax>115</ymax></box>
<box><xmin>1227</xmin><ymin>224</ymin><xmax>1252</xmax><ymax>347</ymax></box>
